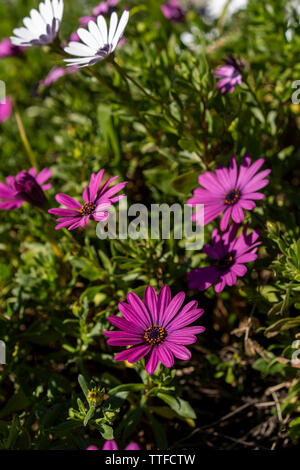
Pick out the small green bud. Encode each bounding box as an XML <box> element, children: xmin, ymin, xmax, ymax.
<box><xmin>87</xmin><ymin>386</ymin><xmax>104</xmax><ymax>407</ymax></box>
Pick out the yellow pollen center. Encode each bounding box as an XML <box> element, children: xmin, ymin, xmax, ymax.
<box><xmin>80</xmin><ymin>202</ymin><xmax>96</xmax><ymax>216</ymax></box>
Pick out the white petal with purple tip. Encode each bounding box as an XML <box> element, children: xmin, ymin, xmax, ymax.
<box><xmin>64</xmin><ymin>10</ymin><xmax>129</xmax><ymax>68</ymax></box>
<box><xmin>10</xmin><ymin>0</ymin><xmax>64</xmax><ymax>47</ymax></box>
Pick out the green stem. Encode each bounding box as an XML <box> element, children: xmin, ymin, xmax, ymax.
<box><xmin>244</xmin><ymin>77</ymin><xmax>266</xmax><ymax>120</ymax></box>
<box><xmin>111</xmin><ymin>60</ymin><xmax>181</xmax><ymax>125</ymax></box>
<box><xmin>14</xmin><ymin>106</ymin><xmax>38</xmax><ymax>170</ymax></box>
<box><xmin>85</xmin><ymin>67</ymin><xmax>121</xmax><ymax>98</ymax></box>
<box><xmin>111</xmin><ymin>59</ymin><xmax>163</xmax><ymax>105</ymax></box>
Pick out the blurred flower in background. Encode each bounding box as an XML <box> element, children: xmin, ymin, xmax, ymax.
<box><xmin>207</xmin><ymin>0</ymin><xmax>248</xmax><ymax>18</ymax></box>
<box><xmin>188</xmin><ymin>154</ymin><xmax>270</xmax><ymax>231</ymax></box>
<box><xmin>0</xmin><ymin>97</ymin><xmax>12</xmax><ymax>123</ymax></box>
<box><xmin>161</xmin><ymin>0</ymin><xmax>186</xmax><ymax>23</ymax></box>
<box><xmin>0</xmin><ymin>38</ymin><xmax>25</xmax><ymax>58</ymax></box>
<box><xmin>0</xmin><ymin>168</ymin><xmax>52</xmax><ymax>210</ymax></box>
<box><xmin>214</xmin><ymin>55</ymin><xmax>243</xmax><ymax>94</ymax></box>
<box><xmin>87</xmin><ymin>439</ymin><xmax>140</xmax><ymax>450</ymax></box>
<box><xmin>79</xmin><ymin>16</ymin><xmax>96</xmax><ymax>28</ymax></box>
<box><xmin>40</xmin><ymin>65</ymin><xmax>78</xmax><ymax>88</ymax></box>
<box><xmin>93</xmin><ymin>0</ymin><xmax>121</xmax><ymax>17</ymax></box>
<box><xmin>187</xmin><ymin>223</ymin><xmax>261</xmax><ymax>292</ymax></box>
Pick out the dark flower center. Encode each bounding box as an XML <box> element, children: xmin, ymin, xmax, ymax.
<box><xmin>88</xmin><ymin>44</ymin><xmax>113</xmax><ymax>65</ymax></box>
<box><xmin>144</xmin><ymin>325</ymin><xmax>167</xmax><ymax>345</ymax></box>
<box><xmin>15</xmin><ymin>171</ymin><xmax>47</xmax><ymax>207</ymax></box>
<box><xmin>30</xmin><ymin>19</ymin><xmax>59</xmax><ymax>45</ymax></box>
<box><xmin>216</xmin><ymin>253</ymin><xmax>234</xmax><ymax>270</ymax></box>
<box><xmin>224</xmin><ymin>188</ymin><xmax>241</xmax><ymax>205</ymax></box>
<box><xmin>80</xmin><ymin>202</ymin><xmax>96</xmax><ymax>216</ymax></box>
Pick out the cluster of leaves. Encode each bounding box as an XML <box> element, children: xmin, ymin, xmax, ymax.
<box><xmin>0</xmin><ymin>0</ymin><xmax>299</xmax><ymax>449</ymax></box>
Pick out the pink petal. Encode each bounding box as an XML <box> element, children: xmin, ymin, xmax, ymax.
<box><xmin>55</xmin><ymin>193</ymin><xmax>82</xmax><ymax>209</ymax></box>
<box><xmin>125</xmin><ymin>443</ymin><xmax>140</xmax><ymax>450</ymax></box>
<box><xmin>114</xmin><ymin>344</ymin><xmax>151</xmax><ymax>363</ymax></box>
<box><xmin>161</xmin><ymin>292</ymin><xmax>185</xmax><ymax>327</ymax></box>
<box><xmin>144</xmin><ymin>286</ymin><xmax>158</xmax><ymax>325</ymax></box>
<box><xmin>157</xmin><ymin>286</ymin><xmax>171</xmax><ymax>324</ymax></box>
<box><xmin>145</xmin><ymin>347</ymin><xmax>160</xmax><ymax>374</ymax></box>
<box><xmin>108</xmin><ymin>315</ymin><xmax>144</xmax><ymax>334</ymax></box>
<box><xmin>166</xmin><ymin>343</ymin><xmax>191</xmax><ymax>360</ymax></box>
<box><xmin>103</xmin><ymin>440</ymin><xmax>118</xmax><ymax>450</ymax></box>
<box><xmin>36</xmin><ymin>168</ymin><xmax>52</xmax><ymax>185</ymax></box>
<box><xmin>118</xmin><ymin>302</ymin><xmax>148</xmax><ymax>329</ymax></box>
<box><xmin>127</xmin><ymin>292</ymin><xmax>152</xmax><ymax>326</ymax></box>
<box><xmin>157</xmin><ymin>343</ymin><xmax>174</xmax><ymax>368</ymax></box>
<box><xmin>231</xmin><ymin>204</ymin><xmax>244</xmax><ymax>223</ymax></box>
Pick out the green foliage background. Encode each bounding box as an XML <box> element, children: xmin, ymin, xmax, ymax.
<box><xmin>0</xmin><ymin>0</ymin><xmax>300</xmax><ymax>449</ymax></box>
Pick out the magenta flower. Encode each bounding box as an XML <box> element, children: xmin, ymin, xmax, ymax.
<box><xmin>0</xmin><ymin>38</ymin><xmax>25</xmax><ymax>58</ymax></box>
<box><xmin>188</xmin><ymin>154</ymin><xmax>270</xmax><ymax>231</ymax></box>
<box><xmin>214</xmin><ymin>55</ymin><xmax>243</xmax><ymax>94</ymax></box>
<box><xmin>0</xmin><ymin>167</ymin><xmax>52</xmax><ymax>210</ymax></box>
<box><xmin>93</xmin><ymin>0</ymin><xmax>120</xmax><ymax>16</ymax></box>
<box><xmin>161</xmin><ymin>1</ymin><xmax>185</xmax><ymax>23</ymax></box>
<box><xmin>187</xmin><ymin>223</ymin><xmax>261</xmax><ymax>293</ymax></box>
<box><xmin>79</xmin><ymin>16</ymin><xmax>96</xmax><ymax>27</ymax></box>
<box><xmin>0</xmin><ymin>97</ymin><xmax>12</xmax><ymax>123</ymax></box>
<box><xmin>40</xmin><ymin>65</ymin><xmax>78</xmax><ymax>87</ymax></box>
<box><xmin>105</xmin><ymin>286</ymin><xmax>205</xmax><ymax>375</ymax></box>
<box><xmin>69</xmin><ymin>31</ymin><xmax>80</xmax><ymax>42</ymax></box>
<box><xmin>87</xmin><ymin>440</ymin><xmax>140</xmax><ymax>450</ymax></box>
<box><xmin>48</xmin><ymin>170</ymin><xmax>127</xmax><ymax>230</ymax></box>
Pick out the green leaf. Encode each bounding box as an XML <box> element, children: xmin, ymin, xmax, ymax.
<box><xmin>289</xmin><ymin>417</ymin><xmax>300</xmax><ymax>441</ymax></box>
<box><xmin>265</xmin><ymin>316</ymin><xmax>300</xmax><ymax>336</ymax></box>
<box><xmin>84</xmin><ymin>406</ymin><xmax>95</xmax><ymax>427</ymax></box>
<box><xmin>0</xmin><ymin>390</ymin><xmax>30</xmax><ymax>419</ymax></box>
<box><xmin>144</xmin><ymin>409</ymin><xmax>168</xmax><ymax>449</ymax></box>
<box><xmin>123</xmin><ymin>407</ymin><xmax>143</xmax><ymax>441</ymax></box>
<box><xmin>98</xmin><ymin>423</ymin><xmax>114</xmax><ymax>440</ymax></box>
<box><xmin>78</xmin><ymin>375</ymin><xmax>89</xmax><ymax>400</ymax></box>
<box><xmin>157</xmin><ymin>393</ymin><xmax>196</xmax><ymax>419</ymax></box>
<box><xmin>170</xmin><ymin>171</ymin><xmax>199</xmax><ymax>195</ymax></box>
<box><xmin>109</xmin><ymin>383</ymin><xmax>146</xmax><ymax>395</ymax></box>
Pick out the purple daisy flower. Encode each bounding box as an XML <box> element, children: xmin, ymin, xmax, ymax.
<box><xmin>187</xmin><ymin>223</ymin><xmax>261</xmax><ymax>293</ymax></box>
<box><xmin>0</xmin><ymin>167</ymin><xmax>52</xmax><ymax>210</ymax></box>
<box><xmin>105</xmin><ymin>286</ymin><xmax>205</xmax><ymax>375</ymax></box>
<box><xmin>87</xmin><ymin>440</ymin><xmax>140</xmax><ymax>450</ymax></box>
<box><xmin>0</xmin><ymin>38</ymin><xmax>25</xmax><ymax>58</ymax></box>
<box><xmin>0</xmin><ymin>97</ymin><xmax>12</xmax><ymax>123</ymax></box>
<box><xmin>48</xmin><ymin>170</ymin><xmax>127</xmax><ymax>230</ymax></box>
<box><xmin>188</xmin><ymin>154</ymin><xmax>270</xmax><ymax>231</ymax></box>
<box><xmin>161</xmin><ymin>0</ymin><xmax>185</xmax><ymax>23</ymax></box>
<box><xmin>214</xmin><ymin>55</ymin><xmax>243</xmax><ymax>94</ymax></box>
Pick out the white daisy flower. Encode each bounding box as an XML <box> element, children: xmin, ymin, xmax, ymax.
<box><xmin>10</xmin><ymin>0</ymin><xmax>64</xmax><ymax>47</ymax></box>
<box><xmin>64</xmin><ymin>10</ymin><xmax>129</xmax><ymax>68</ymax></box>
